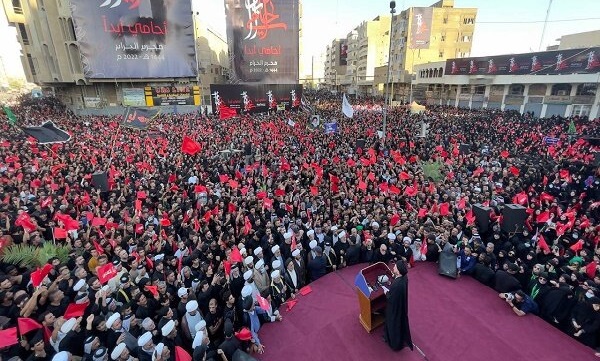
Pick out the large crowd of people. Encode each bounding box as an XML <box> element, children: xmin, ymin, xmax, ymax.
<box><xmin>0</xmin><ymin>90</ymin><xmax>599</xmax><ymax>361</ymax></box>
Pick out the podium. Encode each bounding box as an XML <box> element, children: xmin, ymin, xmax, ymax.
<box><xmin>354</xmin><ymin>262</ymin><xmax>393</xmax><ymax>333</ymax></box>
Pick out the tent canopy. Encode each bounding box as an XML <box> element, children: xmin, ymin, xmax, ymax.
<box><xmin>410</xmin><ymin>101</ymin><xmax>426</xmax><ymax>114</ymax></box>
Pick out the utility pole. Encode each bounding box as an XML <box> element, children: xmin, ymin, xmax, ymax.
<box><xmin>382</xmin><ymin>1</ymin><xmax>396</xmax><ymax>149</ymax></box>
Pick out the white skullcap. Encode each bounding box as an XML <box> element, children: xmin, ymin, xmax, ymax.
<box><xmin>195</xmin><ymin>319</ymin><xmax>206</xmax><ymax>332</ymax></box>
<box><xmin>153</xmin><ymin>254</ymin><xmax>165</xmax><ymax>261</ymax></box>
<box><xmin>152</xmin><ymin>344</ymin><xmax>164</xmax><ymax>361</ymax></box>
<box><xmin>186</xmin><ymin>300</ymin><xmax>198</xmax><ymax>313</ymax></box>
<box><xmin>292</xmin><ymin>249</ymin><xmax>301</xmax><ymax>257</ymax></box>
<box><xmin>177</xmin><ymin>287</ymin><xmax>187</xmax><ymax>297</ymax></box>
<box><xmin>253</xmin><ymin>247</ymin><xmax>263</xmax><ymax>256</ymax></box>
<box><xmin>339</xmin><ymin>230</ymin><xmax>347</xmax><ymax>239</ymax></box>
<box><xmin>272</xmin><ymin>260</ymin><xmax>281</xmax><ymax>270</ymax></box>
<box><xmin>241</xmin><ymin>285</ymin><xmax>253</xmax><ymax>298</ymax></box>
<box><xmin>271</xmin><ymin>245</ymin><xmax>280</xmax><ymax>253</ymax></box>
<box><xmin>371</xmin><ymin>221</ymin><xmax>379</xmax><ymax>228</ymax></box>
<box><xmin>387</xmin><ymin>233</ymin><xmax>396</xmax><ymax>240</ymax></box>
<box><xmin>255</xmin><ymin>259</ymin><xmax>264</xmax><ymax>269</ymax></box>
<box><xmin>137</xmin><ymin>332</ymin><xmax>153</xmax><ymax>347</ymax></box>
<box><xmin>309</xmin><ymin>240</ymin><xmax>317</xmax><ymax>249</ymax></box>
<box><xmin>244</xmin><ymin>256</ymin><xmax>254</xmax><ymax>265</ymax></box>
<box><xmin>110</xmin><ymin>343</ymin><xmax>126</xmax><ymax>360</ymax></box>
<box><xmin>243</xmin><ymin>270</ymin><xmax>253</xmax><ymax>281</ymax></box>
<box><xmin>161</xmin><ymin>320</ymin><xmax>175</xmax><ymax>337</ymax></box>
<box><xmin>403</xmin><ymin>236</ymin><xmax>412</xmax><ymax>243</ymax></box>
<box><xmin>60</xmin><ymin>318</ymin><xmax>77</xmax><ymax>334</ymax></box>
<box><xmin>141</xmin><ymin>318</ymin><xmax>153</xmax><ymax>330</ymax></box>
<box><xmin>105</xmin><ymin>313</ymin><xmax>120</xmax><ymax>329</ymax></box>
<box><xmin>53</xmin><ymin>351</ymin><xmax>70</xmax><ymax>361</ymax></box>
<box><xmin>237</xmin><ymin>243</ymin><xmax>245</xmax><ymax>250</ymax></box>
<box><xmin>271</xmin><ymin>270</ymin><xmax>280</xmax><ymax>279</ymax></box>
<box><xmin>307</xmin><ymin>230</ymin><xmax>315</xmax><ymax>236</ymax></box>
<box><xmin>192</xmin><ymin>331</ymin><xmax>204</xmax><ymax>349</ymax></box>
<box><xmin>73</xmin><ymin>279</ymin><xmax>86</xmax><ymax>292</ymax></box>
<box><xmin>284</xmin><ymin>232</ymin><xmax>293</xmax><ymax>239</ymax></box>
<box><xmin>331</xmin><ymin>226</ymin><xmax>338</xmax><ymax>231</ymax></box>
<box><xmin>240</xmin><ymin>248</ymin><xmax>247</xmax><ymax>256</ymax></box>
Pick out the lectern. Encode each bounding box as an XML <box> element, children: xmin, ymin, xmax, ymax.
<box><xmin>354</xmin><ymin>262</ymin><xmax>393</xmax><ymax>333</ymax></box>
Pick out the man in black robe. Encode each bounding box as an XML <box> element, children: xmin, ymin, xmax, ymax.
<box><xmin>383</xmin><ymin>261</ymin><xmax>413</xmax><ymax>352</ymax></box>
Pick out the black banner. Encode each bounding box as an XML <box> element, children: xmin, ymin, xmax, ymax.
<box><xmin>339</xmin><ymin>40</ymin><xmax>348</xmax><ymax>66</ymax></box>
<box><xmin>210</xmin><ymin>84</ymin><xmax>302</xmax><ymax>114</ymax></box>
<box><xmin>122</xmin><ymin>107</ymin><xmax>159</xmax><ymax>130</ymax></box>
<box><xmin>70</xmin><ymin>0</ymin><xmax>197</xmax><ymax>79</ymax></box>
<box><xmin>445</xmin><ymin>47</ymin><xmax>600</xmax><ymax>76</ymax></box>
<box><xmin>225</xmin><ymin>0</ymin><xmax>299</xmax><ymax>83</ymax></box>
<box><xmin>23</xmin><ymin>122</ymin><xmax>71</xmax><ymax>144</ymax></box>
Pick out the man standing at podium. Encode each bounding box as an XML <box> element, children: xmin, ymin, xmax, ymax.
<box><xmin>383</xmin><ymin>261</ymin><xmax>414</xmax><ymax>351</ymax></box>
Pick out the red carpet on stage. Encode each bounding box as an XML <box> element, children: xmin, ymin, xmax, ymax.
<box><xmin>257</xmin><ymin>263</ymin><xmax>595</xmax><ymax>361</ymax></box>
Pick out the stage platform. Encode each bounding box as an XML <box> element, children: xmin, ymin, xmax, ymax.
<box><xmin>257</xmin><ymin>263</ymin><xmax>595</xmax><ymax>361</ymax></box>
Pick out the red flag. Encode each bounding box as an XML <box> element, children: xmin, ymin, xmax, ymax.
<box><xmin>286</xmin><ymin>299</ymin><xmax>299</xmax><ymax>311</ymax></box>
<box><xmin>399</xmin><ymin>171</ymin><xmax>411</xmax><ymax>180</ymax></box>
<box><xmin>439</xmin><ymin>203</ymin><xmax>450</xmax><ymax>216</ymax></box>
<box><xmin>175</xmin><ymin>346</ymin><xmax>192</xmax><ymax>361</ymax></box>
<box><xmin>97</xmin><ymin>263</ymin><xmax>118</xmax><ymax>284</ymax></box>
<box><xmin>556</xmin><ymin>222</ymin><xmax>568</xmax><ymax>236</ymax></box>
<box><xmin>465</xmin><ymin>210</ymin><xmax>476</xmax><ymax>225</ymax></box>
<box><xmin>457</xmin><ymin>198</ymin><xmax>466</xmax><ymax>210</ymax></box>
<box><xmin>540</xmin><ymin>192</ymin><xmax>555</xmax><ymax>203</ymax></box>
<box><xmin>219</xmin><ymin>104</ymin><xmax>237</xmax><ymax>120</ymax></box>
<box><xmin>512</xmin><ymin>192</ymin><xmax>528</xmax><ymax>206</ymax></box>
<box><xmin>310</xmin><ymin>186</ymin><xmax>318</xmax><ymax>196</ymax></box>
<box><xmin>40</xmin><ymin>196</ymin><xmax>52</xmax><ymax>208</ymax></box>
<box><xmin>53</xmin><ymin>227</ymin><xmax>67</xmax><ymax>239</ymax></box>
<box><xmin>181</xmin><ymin>136</ymin><xmax>202</xmax><ymax>155</ymax></box>
<box><xmin>193</xmin><ymin>217</ymin><xmax>200</xmax><ymax>232</ymax></box>
<box><xmin>542</xmin><ymin>175</ymin><xmax>548</xmax><ymax>186</ymax></box>
<box><xmin>91</xmin><ymin>217</ymin><xmax>107</xmax><ymax>227</ymax></box>
<box><xmin>30</xmin><ymin>264</ymin><xmax>53</xmax><ymax>287</ymax></box>
<box><xmin>404</xmin><ymin>186</ymin><xmax>417</xmax><ymax>197</ymax></box>
<box><xmin>18</xmin><ymin>317</ymin><xmax>42</xmax><ymax>335</ymax></box>
<box><xmin>389</xmin><ymin>185</ymin><xmax>401</xmax><ymax>195</ymax></box>
<box><xmin>559</xmin><ymin>169</ymin><xmax>570</xmax><ymax>179</ymax></box>
<box><xmin>586</xmin><ymin>262</ymin><xmax>598</xmax><ymax>279</ymax></box>
<box><xmin>257</xmin><ymin>295</ymin><xmax>270</xmax><ymax>311</ymax></box>
<box><xmin>145</xmin><ymin>285</ymin><xmax>158</xmax><ymax>297</ymax></box>
<box><xmin>203</xmin><ymin>211</ymin><xmax>212</xmax><ymax>223</ymax></box>
<box><xmin>417</xmin><ymin>208</ymin><xmax>427</xmax><ymax>218</ymax></box>
<box><xmin>472</xmin><ymin>167</ymin><xmax>484</xmax><ymax>177</ymax></box>
<box><xmin>274</xmin><ymin>188</ymin><xmax>286</xmax><ymax>197</ymax></box>
<box><xmin>230</xmin><ymin>247</ymin><xmax>243</xmax><ymax>263</ymax></box>
<box><xmin>228</xmin><ymin>179</ymin><xmax>239</xmax><ymax>189</ymax></box>
<box><xmin>63</xmin><ymin>301</ymin><xmax>89</xmax><ymax>318</ymax></box>
<box><xmin>390</xmin><ymin>214</ymin><xmax>400</xmax><ymax>226</ymax></box>
<box><xmin>93</xmin><ymin>241</ymin><xmax>105</xmax><ymax>255</ymax></box>
<box><xmin>299</xmin><ymin>285</ymin><xmax>313</xmax><ymax>295</ymax></box>
<box><xmin>537</xmin><ymin>234</ymin><xmax>551</xmax><ymax>252</ymax></box>
<box><xmin>223</xmin><ymin>260</ymin><xmax>232</xmax><ymax>276</ymax></box>
<box><xmin>243</xmin><ymin>216</ymin><xmax>252</xmax><ymax>235</ymax></box>
<box><xmin>228</xmin><ymin>203</ymin><xmax>237</xmax><ymax>213</ymax></box>
<box><xmin>509</xmin><ymin>166</ymin><xmax>520</xmax><ymax>177</ymax></box>
<box><xmin>256</xmin><ymin>191</ymin><xmax>267</xmax><ymax>200</ymax></box>
<box><xmin>219</xmin><ymin>174</ymin><xmax>229</xmax><ymax>183</ymax></box>
<box><xmin>536</xmin><ymin>211</ymin><xmax>550</xmax><ymax>223</ymax></box>
<box><xmin>0</xmin><ymin>328</ymin><xmax>18</xmax><ymax>348</ymax></box>
<box><xmin>500</xmin><ymin>150</ymin><xmax>509</xmax><ymax>158</ymax></box>
<box><xmin>570</xmin><ymin>240</ymin><xmax>584</xmax><ymax>252</ymax></box>
<box><xmin>160</xmin><ymin>218</ymin><xmax>172</xmax><ymax>227</ymax></box>
<box><xmin>358</xmin><ymin>180</ymin><xmax>367</xmax><ymax>191</ymax></box>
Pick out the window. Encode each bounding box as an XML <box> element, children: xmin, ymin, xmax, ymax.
<box><xmin>571</xmin><ymin>105</ymin><xmax>591</xmax><ymax>117</ymax></box>
<box><xmin>12</xmin><ymin>0</ymin><xmax>23</xmax><ymax>14</ymax></box>
<box><xmin>439</xmin><ymin>51</ymin><xmax>444</xmax><ymax>58</ymax></box>
<box><xmin>551</xmin><ymin>84</ymin><xmax>571</xmax><ymax>96</ymax></box>
<box><xmin>438</xmin><ymin>67</ymin><xmax>443</xmax><ymax>77</ymax></box>
<box><xmin>460</xmin><ymin>85</ymin><xmax>470</xmax><ymax>93</ymax></box>
<box><xmin>474</xmin><ymin>85</ymin><xmax>485</xmax><ymax>95</ymax></box>
<box><xmin>463</xmin><ymin>17</ymin><xmax>475</xmax><ymax>25</ymax></box>
<box><xmin>509</xmin><ymin>84</ymin><xmax>524</xmax><ymax>95</ymax></box>
<box><xmin>576</xmin><ymin>83</ymin><xmax>597</xmax><ymax>96</ymax></box>
<box><xmin>440</xmin><ymin>35</ymin><xmax>446</xmax><ymax>42</ymax></box>
<box><xmin>18</xmin><ymin>23</ymin><xmax>29</xmax><ymax>45</ymax></box>
<box><xmin>528</xmin><ymin>84</ymin><xmax>547</xmax><ymax>96</ymax></box>
<box><xmin>443</xmin><ymin>18</ymin><xmax>448</xmax><ymax>24</ymax></box>
<box><xmin>462</xmin><ymin>35</ymin><xmax>472</xmax><ymax>42</ymax></box>
<box><xmin>26</xmin><ymin>54</ymin><xmax>36</xmax><ymax>75</ymax></box>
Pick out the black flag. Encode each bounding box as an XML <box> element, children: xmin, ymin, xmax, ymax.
<box><xmin>122</xmin><ymin>107</ymin><xmax>159</xmax><ymax>130</ymax></box>
<box><xmin>22</xmin><ymin>121</ymin><xmax>70</xmax><ymax>144</ymax></box>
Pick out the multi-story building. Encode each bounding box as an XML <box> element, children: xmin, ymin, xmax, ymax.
<box><xmin>334</xmin><ymin>15</ymin><xmax>391</xmax><ymax>96</ymax></box>
<box><xmin>323</xmin><ymin>39</ymin><xmax>347</xmax><ymax>91</ymax></box>
<box><xmin>2</xmin><ymin>0</ymin><xmax>229</xmax><ymax>112</ymax></box>
<box><xmin>547</xmin><ymin>30</ymin><xmax>600</xmax><ymax>51</ymax></box>
<box><xmin>412</xmin><ymin>46</ymin><xmax>600</xmax><ymax>119</ymax></box>
<box><xmin>377</xmin><ymin>0</ymin><xmax>477</xmax><ymax>101</ymax></box>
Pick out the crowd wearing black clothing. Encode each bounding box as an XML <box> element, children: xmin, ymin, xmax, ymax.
<box><xmin>0</xmin><ymin>91</ymin><xmax>599</xmax><ymax>361</ymax></box>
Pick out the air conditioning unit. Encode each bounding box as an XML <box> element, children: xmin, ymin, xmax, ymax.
<box><xmin>557</xmin><ymin>90</ymin><xmax>567</xmax><ymax>96</ymax></box>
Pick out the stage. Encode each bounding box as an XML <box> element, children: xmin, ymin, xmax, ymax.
<box><xmin>257</xmin><ymin>263</ymin><xmax>595</xmax><ymax>361</ymax></box>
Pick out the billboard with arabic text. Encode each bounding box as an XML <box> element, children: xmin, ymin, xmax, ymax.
<box><xmin>225</xmin><ymin>0</ymin><xmax>299</xmax><ymax>83</ymax></box>
<box><xmin>70</xmin><ymin>0</ymin><xmax>197</xmax><ymax>78</ymax></box>
<box><xmin>445</xmin><ymin>47</ymin><xmax>600</xmax><ymax>76</ymax></box>
<box><xmin>410</xmin><ymin>7</ymin><xmax>432</xmax><ymax>49</ymax></box>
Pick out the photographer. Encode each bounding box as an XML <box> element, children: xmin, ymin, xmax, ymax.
<box><xmin>500</xmin><ymin>290</ymin><xmax>539</xmax><ymax>317</ymax></box>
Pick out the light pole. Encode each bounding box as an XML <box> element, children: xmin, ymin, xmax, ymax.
<box><xmin>382</xmin><ymin>1</ymin><xmax>396</xmax><ymax>149</ymax></box>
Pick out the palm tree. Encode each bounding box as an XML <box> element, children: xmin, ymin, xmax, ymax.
<box><xmin>0</xmin><ymin>242</ymin><xmax>71</xmax><ymax>268</ymax></box>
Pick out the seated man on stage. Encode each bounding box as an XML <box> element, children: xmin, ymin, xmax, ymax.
<box><xmin>383</xmin><ymin>261</ymin><xmax>414</xmax><ymax>351</ymax></box>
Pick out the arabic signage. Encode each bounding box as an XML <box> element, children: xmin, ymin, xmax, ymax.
<box><xmin>210</xmin><ymin>84</ymin><xmax>302</xmax><ymax>114</ymax></box>
<box><xmin>83</xmin><ymin>97</ymin><xmax>102</xmax><ymax>108</ymax></box>
<box><xmin>445</xmin><ymin>47</ymin><xmax>600</xmax><ymax>76</ymax></box>
<box><xmin>225</xmin><ymin>0</ymin><xmax>299</xmax><ymax>83</ymax></box>
<box><xmin>410</xmin><ymin>7</ymin><xmax>432</xmax><ymax>49</ymax></box>
<box><xmin>70</xmin><ymin>0</ymin><xmax>197</xmax><ymax>79</ymax></box>
<box><xmin>144</xmin><ymin>85</ymin><xmax>201</xmax><ymax>106</ymax></box>
<box><xmin>122</xmin><ymin>88</ymin><xmax>146</xmax><ymax>106</ymax></box>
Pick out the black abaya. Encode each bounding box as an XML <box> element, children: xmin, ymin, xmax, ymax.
<box><xmin>383</xmin><ymin>275</ymin><xmax>413</xmax><ymax>351</ymax></box>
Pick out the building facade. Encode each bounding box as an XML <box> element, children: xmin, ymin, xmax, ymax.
<box><xmin>380</xmin><ymin>0</ymin><xmax>477</xmax><ymax>101</ymax></box>
<box><xmin>2</xmin><ymin>0</ymin><xmax>229</xmax><ymax>111</ymax></box>
<box><xmin>412</xmin><ymin>49</ymin><xmax>600</xmax><ymax>119</ymax></box>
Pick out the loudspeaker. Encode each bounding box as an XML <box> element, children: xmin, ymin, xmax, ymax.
<box><xmin>356</xmin><ymin>139</ymin><xmax>365</xmax><ymax>152</ymax></box>
<box><xmin>473</xmin><ymin>203</ymin><xmax>492</xmax><ymax>234</ymax></box>
<box><xmin>501</xmin><ymin>204</ymin><xmax>528</xmax><ymax>234</ymax></box>
<box><xmin>459</xmin><ymin>144</ymin><xmax>470</xmax><ymax>155</ymax></box>
<box><xmin>91</xmin><ymin>171</ymin><xmax>109</xmax><ymax>192</ymax></box>
<box><xmin>438</xmin><ymin>251</ymin><xmax>458</xmax><ymax>279</ymax></box>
